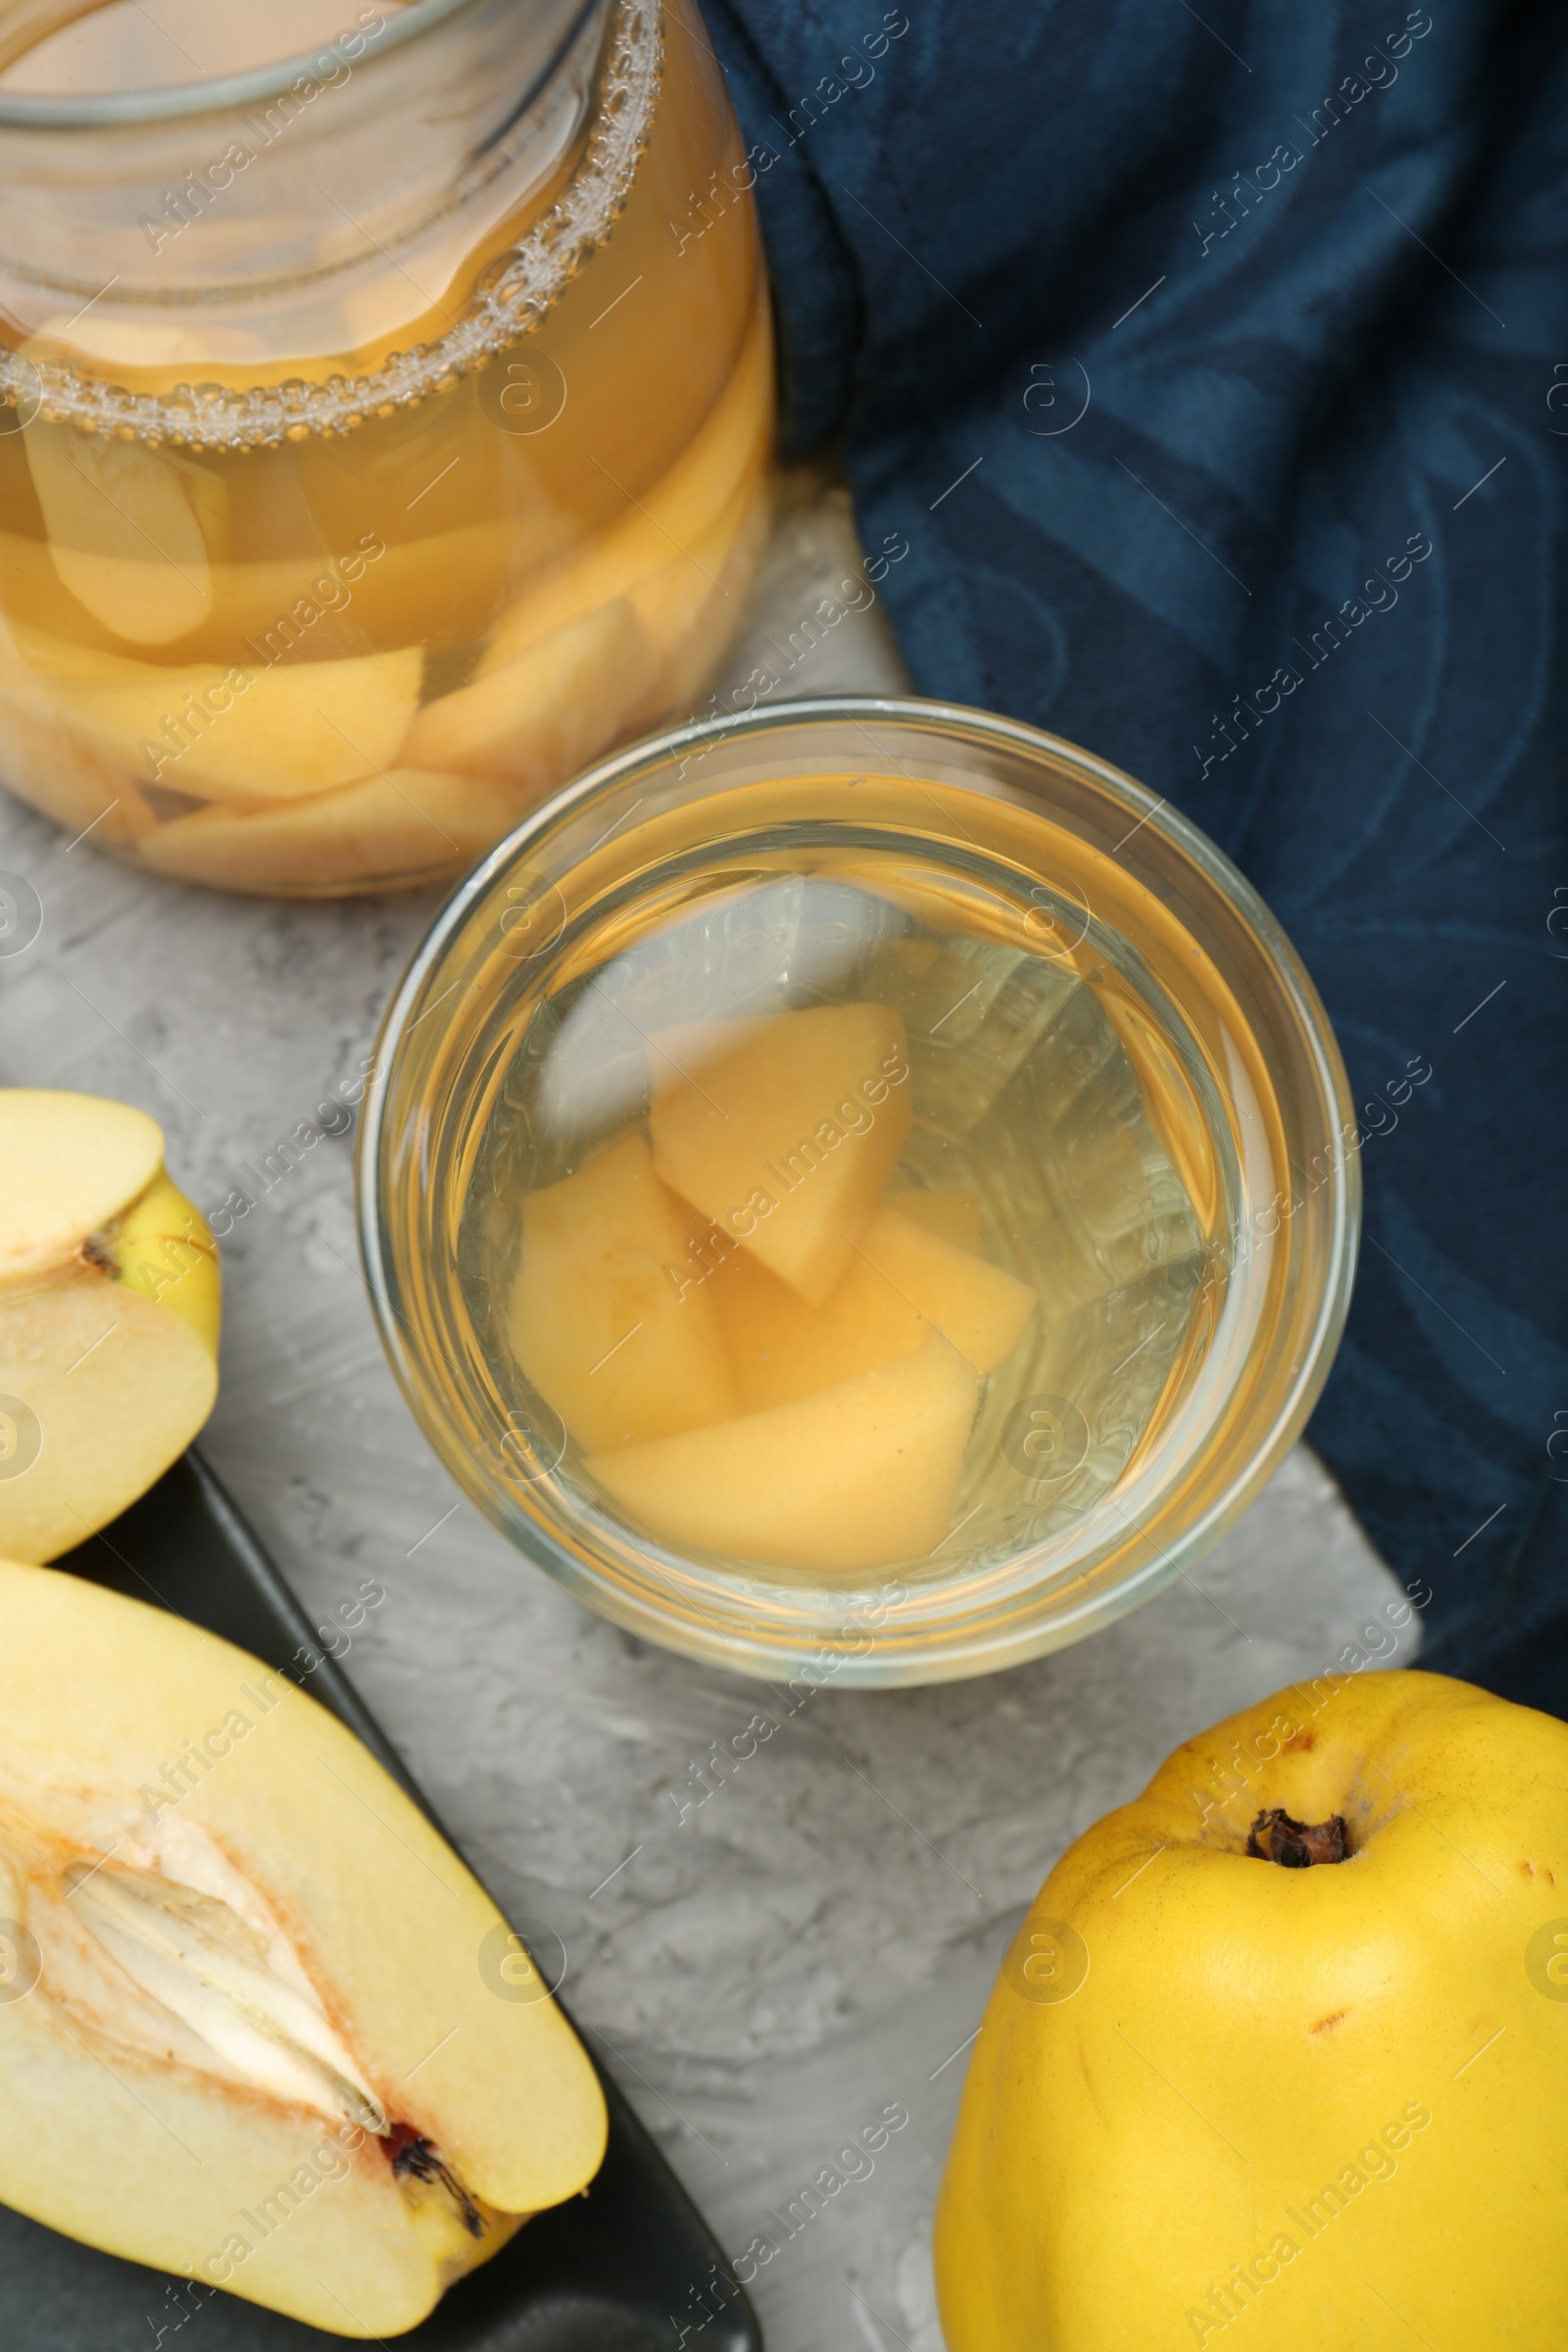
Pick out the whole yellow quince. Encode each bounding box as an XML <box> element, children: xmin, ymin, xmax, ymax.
<box><xmin>935</xmin><ymin>1670</ymin><xmax>1568</xmax><ymax>2350</ymax></box>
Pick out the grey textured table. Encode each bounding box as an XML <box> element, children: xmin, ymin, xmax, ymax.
<box><xmin>0</xmin><ymin>474</ymin><xmax>1403</xmax><ymax>2352</ymax></box>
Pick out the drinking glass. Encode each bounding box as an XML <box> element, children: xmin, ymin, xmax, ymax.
<box><xmin>362</xmin><ymin>698</ymin><xmax>1361</xmax><ymax>1686</ymax></box>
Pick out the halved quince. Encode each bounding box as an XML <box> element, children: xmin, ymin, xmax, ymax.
<box><xmin>509</xmin><ymin>1130</ymin><xmax>735</xmax><ymax>1453</ymax></box>
<box><xmin>649</xmin><ymin>1004</ymin><xmax>912</xmax><ymax>1305</ymax></box>
<box><xmin>586</xmin><ymin>1330</ymin><xmax>978</xmax><ymax>1572</ymax></box>
<box><xmin>0</xmin><ymin>1089</ymin><xmax>219</xmax><ymax>1560</ymax></box>
<box><xmin>0</xmin><ymin>1559</ymin><xmax>607</xmax><ymax>2336</ymax></box>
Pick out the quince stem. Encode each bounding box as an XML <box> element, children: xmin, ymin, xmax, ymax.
<box><xmin>1246</xmin><ymin>1807</ymin><xmax>1350</xmax><ymax>1867</ymax></box>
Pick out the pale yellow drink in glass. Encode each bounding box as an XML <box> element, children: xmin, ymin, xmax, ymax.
<box><xmin>476</xmin><ymin>796</ymin><xmax>1226</xmax><ymax>1582</ymax></box>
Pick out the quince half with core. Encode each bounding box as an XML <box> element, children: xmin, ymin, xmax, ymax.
<box><xmin>936</xmin><ymin>1669</ymin><xmax>1568</xmax><ymax>2352</ymax></box>
<box><xmin>0</xmin><ymin>1089</ymin><xmax>219</xmax><ymax>1559</ymax></box>
<box><xmin>0</xmin><ymin>1561</ymin><xmax>607</xmax><ymax>2334</ymax></box>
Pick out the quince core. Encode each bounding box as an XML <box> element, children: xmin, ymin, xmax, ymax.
<box><xmin>0</xmin><ymin>1560</ymin><xmax>607</xmax><ymax>2336</ymax></box>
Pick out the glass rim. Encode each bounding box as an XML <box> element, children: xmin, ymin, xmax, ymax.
<box><xmin>0</xmin><ymin>0</ymin><xmax>601</xmax><ymax>129</ymax></box>
<box><xmin>358</xmin><ymin>694</ymin><xmax>1361</xmax><ymax>1686</ymax></box>
<box><xmin>366</xmin><ymin>690</ymin><xmax>1350</xmax><ymax>1148</ymax></box>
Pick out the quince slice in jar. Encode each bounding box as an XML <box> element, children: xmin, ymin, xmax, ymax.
<box><xmin>0</xmin><ymin>691</ymin><xmax>154</xmax><ymax>844</ymax></box>
<box><xmin>649</xmin><ymin>1004</ymin><xmax>913</xmax><ymax>1306</ymax></box>
<box><xmin>621</xmin><ymin>466</ymin><xmax>773</xmax><ymax>726</ymax></box>
<box><xmin>24</xmin><ymin>422</ymin><xmax>227</xmax><ymax>647</ymax></box>
<box><xmin>398</xmin><ymin>601</ymin><xmax>656</xmax><ymax>790</ymax></box>
<box><xmin>473</xmin><ymin>300</ymin><xmax>772</xmax><ymax>683</ymax></box>
<box><xmin>133</xmin><ymin>766</ymin><xmax>527</xmax><ymax>893</ymax></box>
<box><xmin>64</xmin><ymin>646</ymin><xmax>424</xmax><ymax>801</ymax></box>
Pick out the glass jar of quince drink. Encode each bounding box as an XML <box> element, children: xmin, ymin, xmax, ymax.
<box><xmin>0</xmin><ymin>0</ymin><xmax>771</xmax><ymax>893</ymax></box>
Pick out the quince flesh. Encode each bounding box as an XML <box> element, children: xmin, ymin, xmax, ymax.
<box><xmin>621</xmin><ymin>468</ymin><xmax>773</xmax><ymax>724</ymax></box>
<box><xmin>65</xmin><ymin>645</ymin><xmax>424</xmax><ymax>801</ymax></box>
<box><xmin>0</xmin><ymin>689</ymin><xmax>156</xmax><ymax>845</ymax></box>
<box><xmin>586</xmin><ymin>1330</ymin><xmax>978</xmax><ymax>1572</ymax></box>
<box><xmin>708</xmin><ymin>1202</ymin><xmax>1035</xmax><ymax>1412</ymax></box>
<box><xmin>509</xmin><ymin>1130</ymin><xmax>736</xmax><ymax>1453</ymax></box>
<box><xmin>935</xmin><ymin>1669</ymin><xmax>1568</xmax><ymax>2352</ymax></box>
<box><xmin>0</xmin><ymin>1559</ymin><xmax>607</xmax><ymax>2336</ymax></box>
<box><xmin>398</xmin><ymin>600</ymin><xmax>656</xmax><ymax>789</ymax></box>
<box><xmin>135</xmin><ymin>765</ymin><xmax>527</xmax><ymax>892</ymax></box>
<box><xmin>473</xmin><ymin>299</ymin><xmax>771</xmax><ymax>681</ymax></box>
<box><xmin>0</xmin><ymin>1090</ymin><xmax>220</xmax><ymax>1560</ymax></box>
<box><xmin>24</xmin><ymin>424</ymin><xmax>228</xmax><ymax>645</ymax></box>
<box><xmin>649</xmin><ymin>1004</ymin><xmax>912</xmax><ymax>1305</ymax></box>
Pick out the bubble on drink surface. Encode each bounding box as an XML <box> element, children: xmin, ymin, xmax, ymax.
<box><xmin>1525</xmin><ymin>1918</ymin><xmax>1568</xmax><ymax>2000</ymax></box>
<box><xmin>1002</xmin><ymin>1394</ymin><xmax>1090</xmax><ymax>1482</ymax></box>
<box><xmin>477</xmin><ymin>1920</ymin><xmax>567</xmax><ymax>2003</ymax></box>
<box><xmin>0</xmin><ymin>358</ymin><xmax>43</xmax><ymax>435</ymax></box>
<box><xmin>0</xmin><ymin>873</ymin><xmax>42</xmax><ymax>958</ymax></box>
<box><xmin>0</xmin><ymin>1397</ymin><xmax>41</xmax><ymax>1482</ymax></box>
<box><xmin>0</xmin><ymin>1920</ymin><xmax>41</xmax><ymax>2004</ymax></box>
<box><xmin>497</xmin><ymin>871</ymin><xmax>567</xmax><ymax>962</ymax></box>
<box><xmin>1004</xmin><ymin>1916</ymin><xmax>1090</xmax><ymax>2006</ymax></box>
<box><xmin>478</xmin><ymin>347</ymin><xmax>567</xmax><ymax>437</ymax></box>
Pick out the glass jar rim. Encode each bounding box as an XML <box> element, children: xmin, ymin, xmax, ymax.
<box><xmin>0</xmin><ymin>0</ymin><xmax>655</xmax><ymax>448</ymax></box>
<box><xmin>0</xmin><ymin>0</ymin><xmax>599</xmax><ymax>129</ymax></box>
<box><xmin>371</xmin><ymin>695</ymin><xmax>1348</xmax><ymax>1115</ymax></box>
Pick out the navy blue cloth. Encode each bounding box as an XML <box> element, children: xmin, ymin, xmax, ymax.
<box><xmin>705</xmin><ymin>0</ymin><xmax>1568</xmax><ymax>1704</ymax></box>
